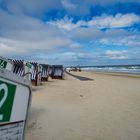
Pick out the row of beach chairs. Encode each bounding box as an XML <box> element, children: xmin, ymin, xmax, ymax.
<box><xmin>0</xmin><ymin>56</ymin><xmax>64</xmax><ymax>86</ymax></box>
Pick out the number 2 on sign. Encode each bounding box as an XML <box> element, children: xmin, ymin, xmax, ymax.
<box><xmin>0</xmin><ymin>84</ymin><xmax>8</xmax><ymax>120</ymax></box>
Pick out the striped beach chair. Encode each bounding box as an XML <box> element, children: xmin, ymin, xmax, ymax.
<box><xmin>10</xmin><ymin>59</ymin><xmax>33</xmax><ymax>81</ymax></box>
<box><xmin>30</xmin><ymin>62</ymin><xmax>42</xmax><ymax>86</ymax></box>
<box><xmin>41</xmin><ymin>64</ymin><xmax>50</xmax><ymax>82</ymax></box>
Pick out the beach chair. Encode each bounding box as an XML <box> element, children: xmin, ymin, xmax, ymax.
<box><xmin>51</xmin><ymin>65</ymin><xmax>64</xmax><ymax>79</ymax></box>
<box><xmin>41</xmin><ymin>64</ymin><xmax>50</xmax><ymax>82</ymax></box>
<box><xmin>30</xmin><ymin>62</ymin><xmax>42</xmax><ymax>86</ymax></box>
<box><xmin>10</xmin><ymin>60</ymin><xmax>33</xmax><ymax>81</ymax></box>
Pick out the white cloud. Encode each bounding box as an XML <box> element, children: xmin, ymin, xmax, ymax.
<box><xmin>99</xmin><ymin>34</ymin><xmax>140</xmax><ymax>47</ymax></box>
<box><xmin>105</xmin><ymin>49</ymin><xmax>140</xmax><ymax>61</ymax></box>
<box><xmin>48</xmin><ymin>16</ymin><xmax>78</xmax><ymax>31</ymax></box>
<box><xmin>48</xmin><ymin>13</ymin><xmax>140</xmax><ymax>31</ymax></box>
<box><xmin>80</xmin><ymin>0</ymin><xmax>139</xmax><ymax>5</ymax></box>
<box><xmin>70</xmin><ymin>27</ymin><xmax>136</xmax><ymax>45</ymax></box>
<box><xmin>128</xmin><ymin>41</ymin><xmax>140</xmax><ymax>47</ymax></box>
<box><xmin>0</xmin><ymin>10</ymin><xmax>76</xmax><ymax>60</ymax></box>
<box><xmin>69</xmin><ymin>43</ymin><xmax>81</xmax><ymax>48</ymax></box>
<box><xmin>125</xmin><ymin>36</ymin><xmax>140</xmax><ymax>47</ymax></box>
<box><xmin>106</xmin><ymin>50</ymin><xmax>127</xmax><ymax>55</ymax></box>
<box><xmin>60</xmin><ymin>0</ymin><xmax>140</xmax><ymax>16</ymax></box>
<box><xmin>89</xmin><ymin>13</ymin><xmax>140</xmax><ymax>29</ymax></box>
<box><xmin>106</xmin><ymin>50</ymin><xmax>128</xmax><ymax>59</ymax></box>
<box><xmin>0</xmin><ymin>42</ymin><xmax>25</xmax><ymax>56</ymax></box>
<box><xmin>3</xmin><ymin>0</ymin><xmax>62</xmax><ymax>15</ymax></box>
<box><xmin>47</xmin><ymin>51</ymin><xmax>103</xmax><ymax>65</ymax></box>
<box><xmin>48</xmin><ymin>15</ymin><xmax>140</xmax><ymax>49</ymax></box>
<box><xmin>61</xmin><ymin>0</ymin><xmax>77</xmax><ymax>10</ymax></box>
<box><xmin>0</xmin><ymin>36</ymin><xmax>73</xmax><ymax>55</ymax></box>
<box><xmin>1</xmin><ymin>0</ymin><xmax>139</xmax><ymax>17</ymax></box>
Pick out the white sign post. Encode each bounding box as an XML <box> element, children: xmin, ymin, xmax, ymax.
<box><xmin>0</xmin><ymin>69</ymin><xmax>32</xmax><ymax>140</ymax></box>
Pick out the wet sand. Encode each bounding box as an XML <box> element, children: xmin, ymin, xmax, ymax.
<box><xmin>26</xmin><ymin>71</ymin><xmax>140</xmax><ymax>140</ymax></box>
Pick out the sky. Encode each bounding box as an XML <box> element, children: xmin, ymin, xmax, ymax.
<box><xmin>0</xmin><ymin>0</ymin><xmax>140</xmax><ymax>66</ymax></box>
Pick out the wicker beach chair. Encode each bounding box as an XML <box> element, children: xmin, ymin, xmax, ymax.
<box><xmin>41</xmin><ymin>64</ymin><xmax>50</xmax><ymax>82</ymax></box>
<box><xmin>30</xmin><ymin>62</ymin><xmax>42</xmax><ymax>86</ymax></box>
<box><xmin>51</xmin><ymin>65</ymin><xmax>64</xmax><ymax>79</ymax></box>
<box><xmin>10</xmin><ymin>59</ymin><xmax>33</xmax><ymax>81</ymax></box>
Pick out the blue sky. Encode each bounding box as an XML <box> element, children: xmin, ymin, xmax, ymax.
<box><xmin>0</xmin><ymin>0</ymin><xmax>140</xmax><ymax>66</ymax></box>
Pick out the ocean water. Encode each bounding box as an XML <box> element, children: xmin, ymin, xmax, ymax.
<box><xmin>81</xmin><ymin>65</ymin><xmax>140</xmax><ymax>74</ymax></box>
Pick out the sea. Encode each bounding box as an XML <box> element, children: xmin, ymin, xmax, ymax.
<box><xmin>80</xmin><ymin>65</ymin><xmax>140</xmax><ymax>74</ymax></box>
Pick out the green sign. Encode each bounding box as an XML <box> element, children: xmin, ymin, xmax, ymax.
<box><xmin>0</xmin><ymin>80</ymin><xmax>16</xmax><ymax>122</ymax></box>
<box><xmin>26</xmin><ymin>62</ymin><xmax>32</xmax><ymax>69</ymax></box>
<box><xmin>0</xmin><ymin>59</ymin><xmax>7</xmax><ymax>69</ymax></box>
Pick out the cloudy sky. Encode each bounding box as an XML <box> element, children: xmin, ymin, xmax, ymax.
<box><xmin>0</xmin><ymin>0</ymin><xmax>140</xmax><ymax>66</ymax></box>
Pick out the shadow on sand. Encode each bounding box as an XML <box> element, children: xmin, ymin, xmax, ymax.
<box><xmin>66</xmin><ymin>71</ymin><xmax>94</xmax><ymax>81</ymax></box>
<box><xmin>27</xmin><ymin>107</ymin><xmax>47</xmax><ymax>129</ymax></box>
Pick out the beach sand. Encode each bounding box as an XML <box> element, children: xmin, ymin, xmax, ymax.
<box><xmin>26</xmin><ymin>71</ymin><xmax>140</xmax><ymax>140</ymax></box>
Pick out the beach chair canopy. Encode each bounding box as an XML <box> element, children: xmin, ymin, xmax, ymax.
<box><xmin>11</xmin><ymin>59</ymin><xmax>25</xmax><ymax>77</ymax></box>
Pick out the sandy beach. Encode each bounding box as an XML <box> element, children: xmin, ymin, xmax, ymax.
<box><xmin>26</xmin><ymin>71</ymin><xmax>140</xmax><ymax>140</ymax></box>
